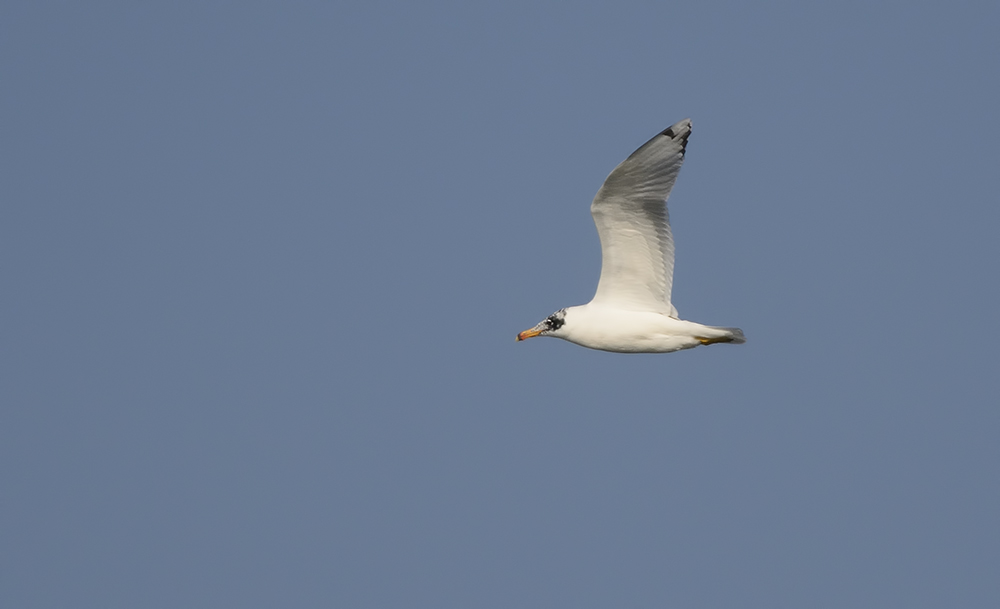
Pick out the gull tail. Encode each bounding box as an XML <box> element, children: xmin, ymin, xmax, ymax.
<box><xmin>724</xmin><ymin>327</ymin><xmax>746</xmax><ymax>344</ymax></box>
<box><xmin>697</xmin><ymin>327</ymin><xmax>746</xmax><ymax>346</ymax></box>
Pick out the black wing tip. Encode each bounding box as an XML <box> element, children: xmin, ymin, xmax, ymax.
<box><xmin>660</xmin><ymin>118</ymin><xmax>692</xmax><ymax>154</ymax></box>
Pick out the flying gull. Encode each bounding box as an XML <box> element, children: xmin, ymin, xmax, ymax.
<box><xmin>517</xmin><ymin>119</ymin><xmax>745</xmax><ymax>353</ymax></box>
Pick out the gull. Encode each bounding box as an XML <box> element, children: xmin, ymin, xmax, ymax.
<box><xmin>516</xmin><ymin>119</ymin><xmax>745</xmax><ymax>353</ymax></box>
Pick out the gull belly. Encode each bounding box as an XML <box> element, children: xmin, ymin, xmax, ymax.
<box><xmin>556</xmin><ymin>304</ymin><xmax>736</xmax><ymax>353</ymax></box>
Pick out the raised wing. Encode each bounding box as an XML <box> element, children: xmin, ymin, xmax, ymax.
<box><xmin>588</xmin><ymin>118</ymin><xmax>691</xmax><ymax>314</ymax></box>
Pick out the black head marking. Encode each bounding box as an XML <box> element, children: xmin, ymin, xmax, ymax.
<box><xmin>545</xmin><ymin>309</ymin><xmax>566</xmax><ymax>332</ymax></box>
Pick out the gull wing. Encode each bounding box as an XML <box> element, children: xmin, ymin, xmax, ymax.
<box><xmin>589</xmin><ymin>118</ymin><xmax>691</xmax><ymax>314</ymax></box>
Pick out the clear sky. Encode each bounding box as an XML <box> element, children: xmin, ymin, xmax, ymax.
<box><xmin>3</xmin><ymin>2</ymin><xmax>999</xmax><ymax>607</ymax></box>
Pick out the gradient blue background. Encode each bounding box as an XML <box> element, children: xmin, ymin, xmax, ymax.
<box><xmin>4</xmin><ymin>2</ymin><xmax>999</xmax><ymax>607</ymax></box>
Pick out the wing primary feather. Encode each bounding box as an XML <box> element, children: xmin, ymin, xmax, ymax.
<box><xmin>660</xmin><ymin>124</ymin><xmax>691</xmax><ymax>155</ymax></box>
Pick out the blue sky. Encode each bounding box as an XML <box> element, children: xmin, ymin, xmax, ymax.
<box><xmin>3</xmin><ymin>2</ymin><xmax>999</xmax><ymax>607</ymax></box>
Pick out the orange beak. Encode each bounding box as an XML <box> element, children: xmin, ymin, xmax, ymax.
<box><xmin>516</xmin><ymin>327</ymin><xmax>543</xmax><ymax>342</ymax></box>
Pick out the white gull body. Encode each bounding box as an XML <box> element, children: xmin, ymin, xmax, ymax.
<box><xmin>517</xmin><ymin>118</ymin><xmax>745</xmax><ymax>353</ymax></box>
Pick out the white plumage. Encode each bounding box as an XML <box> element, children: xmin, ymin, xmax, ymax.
<box><xmin>516</xmin><ymin>118</ymin><xmax>745</xmax><ymax>353</ymax></box>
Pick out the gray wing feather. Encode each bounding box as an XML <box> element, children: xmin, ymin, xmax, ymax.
<box><xmin>589</xmin><ymin>118</ymin><xmax>690</xmax><ymax>313</ymax></box>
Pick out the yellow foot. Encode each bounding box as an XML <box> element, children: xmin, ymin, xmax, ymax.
<box><xmin>697</xmin><ymin>336</ymin><xmax>733</xmax><ymax>345</ymax></box>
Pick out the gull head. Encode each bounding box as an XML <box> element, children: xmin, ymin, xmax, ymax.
<box><xmin>516</xmin><ymin>308</ymin><xmax>567</xmax><ymax>342</ymax></box>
